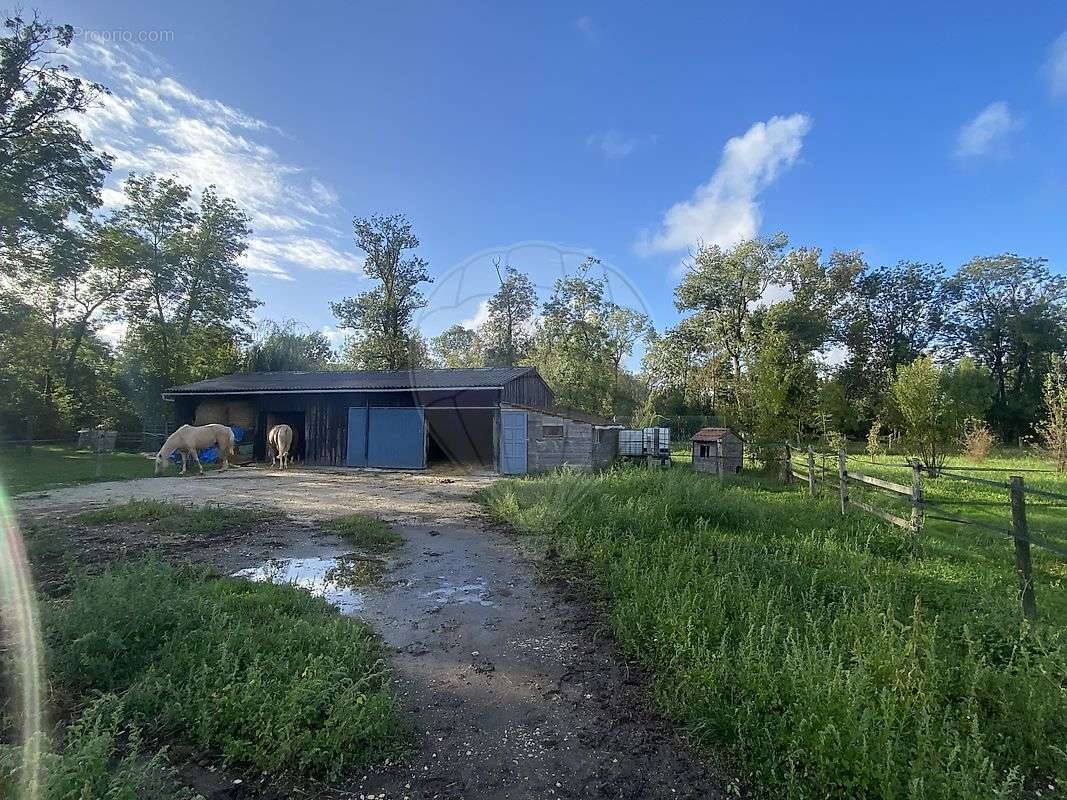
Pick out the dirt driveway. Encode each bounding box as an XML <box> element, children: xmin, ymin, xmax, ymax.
<box><xmin>16</xmin><ymin>468</ymin><xmax>728</xmax><ymax>799</ymax></box>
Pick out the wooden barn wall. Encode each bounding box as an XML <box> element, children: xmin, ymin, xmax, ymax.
<box><xmin>501</xmin><ymin>374</ymin><xmax>553</xmax><ymax>408</ymax></box>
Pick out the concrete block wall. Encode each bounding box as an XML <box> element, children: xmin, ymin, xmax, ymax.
<box><xmin>526</xmin><ymin>409</ymin><xmax>595</xmax><ymax>471</ymax></box>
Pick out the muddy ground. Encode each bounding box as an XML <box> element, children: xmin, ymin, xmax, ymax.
<box><xmin>16</xmin><ymin>467</ymin><xmax>732</xmax><ymax>799</ymax></box>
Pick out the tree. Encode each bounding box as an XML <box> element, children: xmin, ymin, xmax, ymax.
<box><xmin>530</xmin><ymin>257</ymin><xmax>615</xmax><ymax>414</ymax></box>
<box><xmin>891</xmin><ymin>356</ymin><xmax>970</xmax><ymax>476</ymax></box>
<box><xmin>244</xmin><ymin>320</ymin><xmax>333</xmax><ymax>372</ymax></box>
<box><xmin>945</xmin><ymin>254</ymin><xmax>1067</xmax><ymax>439</ymax></box>
<box><xmin>119</xmin><ymin>176</ymin><xmax>257</xmax><ymax>418</ymax></box>
<box><xmin>675</xmin><ymin>234</ymin><xmax>787</xmax><ymax>398</ymax></box>
<box><xmin>331</xmin><ymin>214</ymin><xmax>431</xmax><ymax>370</ymax></box>
<box><xmin>603</xmin><ymin>306</ymin><xmax>650</xmax><ymax>414</ymax></box>
<box><xmin>745</xmin><ymin>326</ymin><xmax>818</xmax><ymax>446</ymax></box>
<box><xmin>1037</xmin><ymin>356</ymin><xmax>1067</xmax><ymax>471</ymax></box>
<box><xmin>480</xmin><ymin>260</ymin><xmax>536</xmax><ymax>366</ymax></box>
<box><xmin>429</xmin><ymin>324</ymin><xmax>483</xmax><ymax>368</ymax></box>
<box><xmin>0</xmin><ymin>13</ymin><xmax>109</xmax><ymax>255</ymax></box>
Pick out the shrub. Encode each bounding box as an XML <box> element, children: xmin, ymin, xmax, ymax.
<box><xmin>0</xmin><ymin>696</ymin><xmax>183</xmax><ymax>800</ymax></box>
<box><xmin>961</xmin><ymin>418</ymin><xmax>995</xmax><ymax>462</ymax></box>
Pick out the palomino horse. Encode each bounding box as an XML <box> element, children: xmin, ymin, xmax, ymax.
<box><xmin>153</xmin><ymin>423</ymin><xmax>236</xmax><ymax>476</ymax></box>
<box><xmin>268</xmin><ymin>424</ymin><xmax>294</xmax><ymax>469</ymax></box>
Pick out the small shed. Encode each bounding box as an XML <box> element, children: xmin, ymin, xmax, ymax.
<box><xmin>691</xmin><ymin>428</ymin><xmax>743</xmax><ymax>474</ymax></box>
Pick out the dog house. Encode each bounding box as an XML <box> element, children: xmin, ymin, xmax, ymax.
<box><xmin>691</xmin><ymin>427</ymin><xmax>743</xmax><ymax>474</ymax></box>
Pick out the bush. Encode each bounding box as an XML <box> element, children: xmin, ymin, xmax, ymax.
<box><xmin>0</xmin><ymin>696</ymin><xmax>183</xmax><ymax>800</ymax></box>
<box><xmin>481</xmin><ymin>467</ymin><xmax>1066</xmax><ymax>799</ymax></box>
<box><xmin>45</xmin><ymin>560</ymin><xmax>404</xmax><ymax>779</ymax></box>
<box><xmin>961</xmin><ymin>418</ymin><xmax>995</xmax><ymax>462</ymax></box>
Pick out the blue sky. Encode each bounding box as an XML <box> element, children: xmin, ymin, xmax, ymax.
<box><xmin>35</xmin><ymin>0</ymin><xmax>1067</xmax><ymax>352</ymax></box>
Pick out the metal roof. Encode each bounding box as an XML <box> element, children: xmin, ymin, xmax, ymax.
<box><xmin>164</xmin><ymin>367</ymin><xmax>539</xmax><ymax>395</ymax></box>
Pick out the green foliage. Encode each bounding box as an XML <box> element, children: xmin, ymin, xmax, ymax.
<box><xmin>0</xmin><ymin>696</ymin><xmax>184</xmax><ymax>800</ymax></box>
<box><xmin>481</xmin><ymin>260</ymin><xmax>537</xmax><ymax>366</ymax></box>
<box><xmin>331</xmin><ymin>213</ymin><xmax>431</xmax><ymax>370</ymax></box>
<box><xmin>322</xmin><ymin>513</ymin><xmax>403</xmax><ymax>551</ymax></box>
<box><xmin>244</xmin><ymin>319</ymin><xmax>333</xmax><ymax>371</ymax></box>
<box><xmin>429</xmin><ymin>324</ymin><xmax>483</xmax><ymax>368</ymax></box>
<box><xmin>480</xmin><ymin>468</ymin><xmax>1066</xmax><ymax>799</ymax></box>
<box><xmin>946</xmin><ymin>254</ymin><xmax>1067</xmax><ymax>441</ymax></box>
<box><xmin>745</xmin><ymin>326</ymin><xmax>817</xmax><ymax>443</ymax></box>
<box><xmin>73</xmin><ymin>499</ymin><xmax>273</xmax><ymax>535</ymax></box>
<box><xmin>531</xmin><ymin>257</ymin><xmax>647</xmax><ymax>415</ymax></box>
<box><xmin>892</xmin><ymin>357</ymin><xmax>956</xmax><ymax>474</ymax></box>
<box><xmin>45</xmin><ymin>560</ymin><xmax>404</xmax><ymax>779</ymax></box>
<box><xmin>1039</xmin><ymin>357</ymin><xmax>1067</xmax><ymax>471</ymax></box>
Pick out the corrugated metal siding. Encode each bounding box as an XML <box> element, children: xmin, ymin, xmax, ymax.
<box><xmin>501</xmin><ymin>372</ymin><xmax>554</xmax><ymax>408</ymax></box>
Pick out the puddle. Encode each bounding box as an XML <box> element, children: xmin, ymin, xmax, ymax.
<box><xmin>422</xmin><ymin>579</ymin><xmax>496</xmax><ymax>607</ymax></box>
<box><xmin>233</xmin><ymin>553</ymin><xmax>384</xmax><ymax>613</ymax></box>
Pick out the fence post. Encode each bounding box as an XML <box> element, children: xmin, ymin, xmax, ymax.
<box><xmin>837</xmin><ymin>450</ymin><xmax>848</xmax><ymax>515</ymax></box>
<box><xmin>909</xmin><ymin>460</ymin><xmax>923</xmax><ymax>548</ymax></box>
<box><xmin>94</xmin><ymin>429</ymin><xmax>103</xmax><ymax>479</ymax></box>
<box><xmin>783</xmin><ymin>442</ymin><xmax>793</xmax><ymax>485</ymax></box>
<box><xmin>807</xmin><ymin>446</ymin><xmax>816</xmax><ymax>497</ymax></box>
<box><xmin>1010</xmin><ymin>476</ymin><xmax>1038</xmax><ymax>621</ymax></box>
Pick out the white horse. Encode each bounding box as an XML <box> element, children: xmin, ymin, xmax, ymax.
<box><xmin>153</xmin><ymin>423</ymin><xmax>236</xmax><ymax>476</ymax></box>
<box><xmin>268</xmin><ymin>424</ymin><xmax>294</xmax><ymax>469</ymax></box>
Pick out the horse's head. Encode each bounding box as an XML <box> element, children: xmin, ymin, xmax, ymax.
<box><xmin>151</xmin><ymin>451</ymin><xmax>169</xmax><ymax>475</ymax></box>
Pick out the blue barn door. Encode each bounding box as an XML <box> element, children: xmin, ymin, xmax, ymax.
<box><xmin>368</xmin><ymin>408</ymin><xmax>425</xmax><ymax>469</ymax></box>
<box><xmin>499</xmin><ymin>410</ymin><xmax>527</xmax><ymax>474</ymax></box>
<box><xmin>346</xmin><ymin>407</ymin><xmax>367</xmax><ymax>467</ymax></box>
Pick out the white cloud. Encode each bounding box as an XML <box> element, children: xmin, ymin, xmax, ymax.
<box><xmin>460</xmin><ymin>299</ymin><xmax>492</xmax><ymax>329</ymax></box>
<box><xmin>319</xmin><ymin>325</ymin><xmax>347</xmax><ymax>352</ymax></box>
<box><xmin>1046</xmin><ymin>30</ymin><xmax>1067</xmax><ymax>96</ymax></box>
<box><xmin>955</xmin><ymin>101</ymin><xmax>1022</xmax><ymax>159</ymax></box>
<box><xmin>587</xmin><ymin>129</ymin><xmax>640</xmax><ymax>160</ymax></box>
<box><xmin>638</xmin><ymin>113</ymin><xmax>812</xmax><ymax>256</ymax></box>
<box><xmin>71</xmin><ymin>41</ymin><xmax>360</xmax><ymax>282</ymax></box>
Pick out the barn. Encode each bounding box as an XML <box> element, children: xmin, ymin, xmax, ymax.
<box><xmin>162</xmin><ymin>367</ymin><xmax>617</xmax><ymax>474</ymax></box>
<box><xmin>691</xmin><ymin>427</ymin><xmax>744</xmax><ymax>474</ymax></box>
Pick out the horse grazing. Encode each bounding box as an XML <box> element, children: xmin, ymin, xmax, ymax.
<box><xmin>154</xmin><ymin>424</ymin><xmax>236</xmax><ymax>476</ymax></box>
<box><xmin>268</xmin><ymin>424</ymin><xmax>294</xmax><ymax>469</ymax></box>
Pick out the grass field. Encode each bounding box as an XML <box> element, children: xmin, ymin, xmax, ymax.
<box><xmin>0</xmin><ymin>444</ymin><xmax>154</xmax><ymax>494</ymax></box>
<box><xmin>1</xmin><ymin>560</ymin><xmax>405</xmax><ymax>798</ymax></box>
<box><xmin>480</xmin><ymin>465</ymin><xmax>1066</xmax><ymax>799</ymax></box>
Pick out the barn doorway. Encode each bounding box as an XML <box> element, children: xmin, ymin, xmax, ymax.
<box><xmin>425</xmin><ymin>408</ymin><xmax>494</xmax><ymax>469</ymax></box>
<box><xmin>261</xmin><ymin>411</ymin><xmax>306</xmax><ymax>464</ymax></box>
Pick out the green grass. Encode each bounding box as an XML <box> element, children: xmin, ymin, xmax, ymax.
<box><xmin>322</xmin><ymin>513</ymin><xmax>403</xmax><ymax>552</ymax></box>
<box><xmin>31</xmin><ymin>560</ymin><xmax>404</xmax><ymax>784</ymax></box>
<box><xmin>0</xmin><ymin>444</ymin><xmax>154</xmax><ymax>494</ymax></box>
<box><xmin>74</xmin><ymin>499</ymin><xmax>272</xmax><ymax>535</ymax></box>
<box><xmin>480</xmin><ymin>466</ymin><xmax>1066</xmax><ymax>799</ymax></box>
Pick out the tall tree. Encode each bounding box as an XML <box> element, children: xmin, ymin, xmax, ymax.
<box><xmin>945</xmin><ymin>254</ymin><xmax>1067</xmax><ymax>438</ymax></box>
<box><xmin>674</xmin><ymin>234</ymin><xmax>787</xmax><ymax>401</ymax></box>
<box><xmin>603</xmin><ymin>305</ymin><xmax>650</xmax><ymax>414</ymax></box>
<box><xmin>480</xmin><ymin>260</ymin><xmax>536</xmax><ymax>366</ymax></box>
<box><xmin>530</xmin><ymin>257</ymin><xmax>615</xmax><ymax>414</ymax></box>
<box><xmin>331</xmin><ymin>214</ymin><xmax>431</xmax><ymax>370</ymax></box>
<box><xmin>0</xmin><ymin>13</ymin><xmax>109</xmax><ymax>255</ymax></box>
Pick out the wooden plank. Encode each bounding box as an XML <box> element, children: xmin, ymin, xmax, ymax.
<box><xmin>790</xmin><ymin>469</ymin><xmax>809</xmax><ymax>483</ymax></box>
<box><xmin>851</xmin><ymin>497</ymin><xmax>910</xmax><ymax>529</ymax></box>
<box><xmin>846</xmin><ymin>471</ymin><xmax>912</xmax><ymax>496</ymax></box>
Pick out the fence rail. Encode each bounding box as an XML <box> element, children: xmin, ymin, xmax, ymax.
<box><xmin>786</xmin><ymin>446</ymin><xmax>1063</xmax><ymax>622</ymax></box>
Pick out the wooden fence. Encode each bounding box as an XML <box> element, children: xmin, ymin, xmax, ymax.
<box><xmin>785</xmin><ymin>445</ymin><xmax>1067</xmax><ymax>621</ymax></box>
